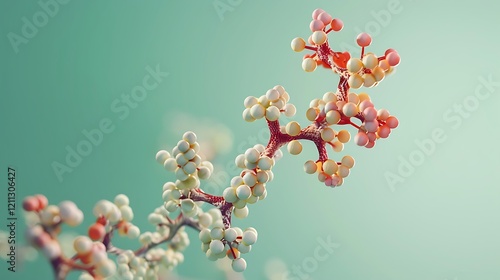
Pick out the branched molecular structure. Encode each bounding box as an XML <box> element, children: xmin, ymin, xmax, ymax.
<box><xmin>21</xmin><ymin>8</ymin><xmax>400</xmax><ymax>280</ymax></box>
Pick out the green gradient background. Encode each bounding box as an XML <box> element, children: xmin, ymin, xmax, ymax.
<box><xmin>1</xmin><ymin>0</ymin><xmax>499</xmax><ymax>279</ymax></box>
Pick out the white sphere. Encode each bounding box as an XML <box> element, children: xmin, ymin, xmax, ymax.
<box><xmin>265</xmin><ymin>89</ymin><xmax>280</xmax><ymax>102</ymax></box>
<box><xmin>198</xmin><ymin>213</ymin><xmax>213</xmax><ymax>228</ymax></box>
<box><xmin>283</xmin><ymin>103</ymin><xmax>297</xmax><ymax>117</ymax></box>
<box><xmin>58</xmin><ymin>201</ymin><xmax>77</xmax><ymax>221</ymax></box>
<box><xmin>236</xmin><ymin>184</ymin><xmax>252</xmax><ymax>200</ymax></box>
<box><xmin>95</xmin><ymin>259</ymin><xmax>116</xmax><ymax>278</ymax></box>
<box><xmin>250</xmin><ymin>103</ymin><xmax>266</xmax><ymax>119</ymax></box>
<box><xmin>232</xmin><ymin>258</ymin><xmax>247</xmax><ymax>272</ymax></box>
<box><xmin>303</xmin><ymin>160</ymin><xmax>318</xmax><ymax>174</ymax></box>
<box><xmin>285</xmin><ymin>121</ymin><xmax>301</xmax><ymax>136</ymax></box>
<box><xmin>234</xmin><ymin>206</ymin><xmax>249</xmax><ymax>219</ymax></box>
<box><xmin>177</xmin><ymin>140</ymin><xmax>190</xmax><ymax>153</ymax></box>
<box><xmin>209</xmin><ymin>240</ymin><xmax>225</xmax><ymax>255</ymax></box>
<box><xmin>224</xmin><ymin>228</ymin><xmax>238</xmax><ymax>242</ymax></box>
<box><xmin>245</xmin><ymin>148</ymin><xmax>261</xmax><ymax>164</ymax></box>
<box><xmin>242</xmin><ymin>172</ymin><xmax>257</xmax><ymax>187</ymax></box>
<box><xmin>127</xmin><ymin>225</ymin><xmax>140</xmax><ymax>239</ymax></box>
<box><xmin>120</xmin><ymin>205</ymin><xmax>134</xmax><ymax>222</ymax></box>
<box><xmin>199</xmin><ymin>228</ymin><xmax>212</xmax><ymax>243</ymax></box>
<box><xmin>291</xmin><ymin>37</ymin><xmax>306</xmax><ymax>52</ymax></box>
<box><xmin>287</xmin><ymin>140</ymin><xmax>303</xmax><ymax>155</ymax></box>
<box><xmin>252</xmin><ymin>183</ymin><xmax>266</xmax><ymax>197</ymax></box>
<box><xmin>257</xmin><ymin>156</ymin><xmax>274</xmax><ymax>171</ymax></box>
<box><xmin>265</xmin><ymin>106</ymin><xmax>281</xmax><ymax>121</ymax></box>
<box><xmin>114</xmin><ymin>194</ymin><xmax>129</xmax><ymax>207</ymax></box>
<box><xmin>302</xmin><ymin>58</ymin><xmax>317</xmax><ymax>72</ymax></box>
<box><xmin>73</xmin><ymin>236</ymin><xmax>93</xmax><ymax>255</ymax></box>
<box><xmin>182</xmin><ymin>131</ymin><xmax>197</xmax><ymax>144</ymax></box>
<box><xmin>180</xmin><ymin>199</ymin><xmax>195</xmax><ymax>213</ymax></box>
<box><xmin>163</xmin><ymin>158</ymin><xmax>177</xmax><ymax>172</ymax></box>
<box><xmin>155</xmin><ymin>150</ymin><xmax>170</xmax><ymax>164</ymax></box>
<box><xmin>244</xmin><ymin>96</ymin><xmax>259</xmax><ymax>108</ymax></box>
<box><xmin>223</xmin><ymin>187</ymin><xmax>238</xmax><ymax>203</ymax></box>
<box><xmin>210</xmin><ymin>227</ymin><xmax>224</xmax><ymax>240</ymax></box>
<box><xmin>197</xmin><ymin>166</ymin><xmax>211</xmax><ymax>180</ymax></box>
<box><xmin>242</xmin><ymin>230</ymin><xmax>258</xmax><ymax>245</ymax></box>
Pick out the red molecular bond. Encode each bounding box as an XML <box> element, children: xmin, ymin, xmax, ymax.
<box><xmin>21</xmin><ymin>8</ymin><xmax>400</xmax><ymax>279</ymax></box>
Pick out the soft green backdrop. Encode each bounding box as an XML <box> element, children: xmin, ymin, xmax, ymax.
<box><xmin>1</xmin><ymin>0</ymin><xmax>499</xmax><ymax>279</ymax></box>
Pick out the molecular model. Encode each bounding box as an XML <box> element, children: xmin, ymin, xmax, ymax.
<box><xmin>21</xmin><ymin>8</ymin><xmax>400</xmax><ymax>280</ymax></box>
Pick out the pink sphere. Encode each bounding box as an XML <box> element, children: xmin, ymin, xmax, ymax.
<box><xmin>35</xmin><ymin>194</ymin><xmax>48</xmax><ymax>210</ymax></box>
<box><xmin>364</xmin><ymin>120</ymin><xmax>379</xmax><ymax>132</ymax></box>
<box><xmin>330</xmin><ymin>18</ymin><xmax>343</xmax><ymax>31</ymax></box>
<box><xmin>317</xmin><ymin>12</ymin><xmax>333</xmax><ymax>25</ymax></box>
<box><xmin>386</xmin><ymin>52</ymin><xmax>401</xmax><ymax>66</ymax></box>
<box><xmin>363</xmin><ymin>107</ymin><xmax>377</xmax><ymax>121</ymax></box>
<box><xmin>23</xmin><ymin>196</ymin><xmax>39</xmax><ymax>211</ymax></box>
<box><xmin>312</xmin><ymin>8</ymin><xmax>325</xmax><ymax>19</ymax></box>
<box><xmin>356</xmin><ymin>33</ymin><xmax>372</xmax><ymax>47</ymax></box>
<box><xmin>365</xmin><ymin>141</ymin><xmax>376</xmax><ymax>148</ymax></box>
<box><xmin>377</xmin><ymin>125</ymin><xmax>391</xmax><ymax>138</ymax></box>
<box><xmin>354</xmin><ymin>132</ymin><xmax>369</xmax><ymax>146</ymax></box>
<box><xmin>310</xmin><ymin>19</ymin><xmax>325</xmax><ymax>32</ymax></box>
<box><xmin>385</xmin><ymin>116</ymin><xmax>399</xmax><ymax>128</ymax></box>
